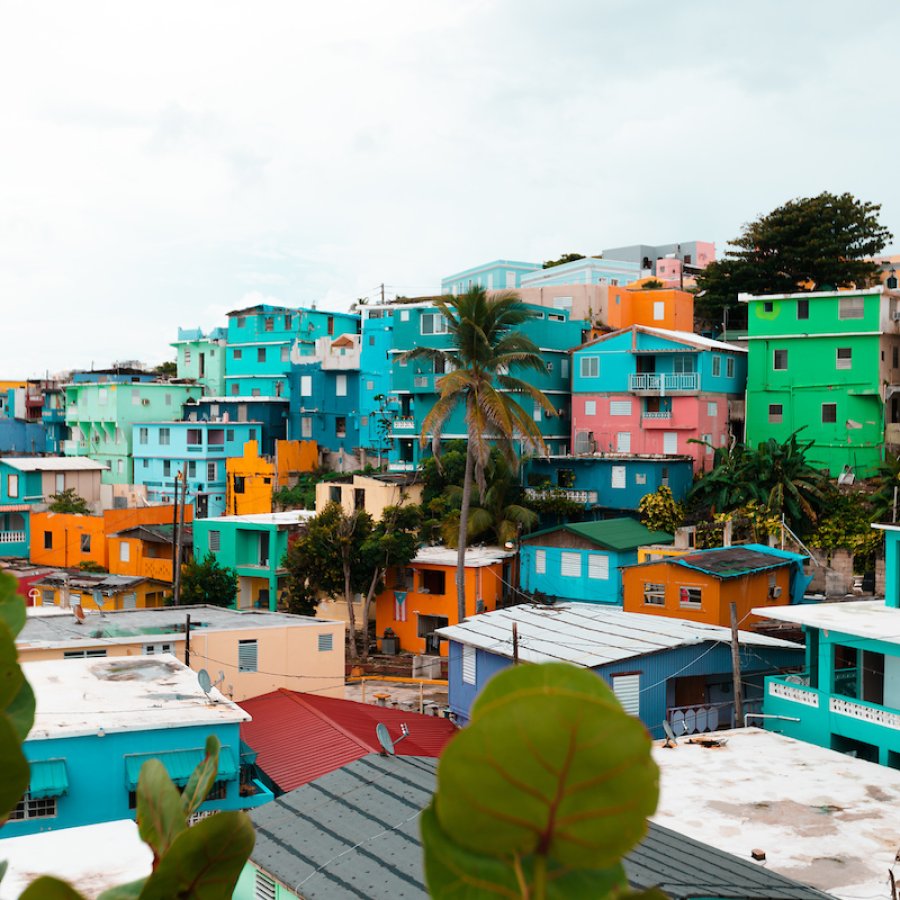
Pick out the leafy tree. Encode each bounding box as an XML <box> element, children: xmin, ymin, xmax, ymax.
<box><xmin>869</xmin><ymin>451</ymin><xmax>900</xmax><ymax>523</ymax></box>
<box><xmin>401</xmin><ymin>287</ymin><xmax>554</xmax><ymax>621</ymax></box>
<box><xmin>695</xmin><ymin>192</ymin><xmax>893</xmax><ymax>324</ymax></box>
<box><xmin>810</xmin><ymin>487</ymin><xmax>880</xmax><ymax>573</ymax></box>
<box><xmin>179</xmin><ymin>552</ymin><xmax>238</xmax><ymax>607</ymax></box>
<box><xmin>542</xmin><ymin>252</ymin><xmax>586</xmax><ymax>269</ymax></box>
<box><xmin>522</xmin><ymin>483</ymin><xmax>585</xmax><ymax>525</ymax></box>
<box><xmin>153</xmin><ymin>360</ymin><xmax>178</xmax><ymax>377</ymax></box>
<box><xmin>638</xmin><ymin>485</ymin><xmax>684</xmax><ymax>535</ymax></box>
<box><xmin>641</xmin><ymin>278</ymin><xmax>665</xmax><ymax>290</ymax></box>
<box><xmin>48</xmin><ymin>488</ymin><xmax>90</xmax><ymax>515</ymax></box>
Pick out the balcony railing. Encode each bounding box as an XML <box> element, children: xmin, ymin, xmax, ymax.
<box><xmin>642</xmin><ymin>410</ymin><xmax>672</xmax><ymax>419</ymax></box>
<box><xmin>629</xmin><ymin>373</ymin><xmax>699</xmax><ymax>393</ymax></box>
<box><xmin>392</xmin><ymin>417</ymin><xmax>416</xmax><ymax>430</ymax></box>
<box><xmin>768</xmin><ymin>677</ymin><xmax>820</xmax><ymax>707</ymax></box>
<box><xmin>830</xmin><ymin>696</ymin><xmax>900</xmax><ymax>731</ymax></box>
<box><xmin>0</xmin><ymin>531</ymin><xmax>26</xmax><ymax>545</ymax></box>
<box><xmin>524</xmin><ymin>487</ymin><xmax>599</xmax><ymax>505</ymax></box>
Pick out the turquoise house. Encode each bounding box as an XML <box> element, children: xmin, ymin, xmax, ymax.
<box><xmin>8</xmin><ymin>655</ymin><xmax>271</xmax><ymax>836</ymax></box>
<box><xmin>519</xmin><ymin>518</ymin><xmax>673</xmax><ymax>604</ymax></box>
<box><xmin>171</xmin><ymin>326</ymin><xmax>228</xmax><ymax>395</ymax></box>
<box><xmin>441</xmin><ymin>259</ymin><xmax>541</xmax><ymax>294</ymax></box>
<box><xmin>358</xmin><ymin>307</ymin><xmax>397</xmax><ymax>464</ymax></box>
<box><xmin>758</xmin><ymin>522</ymin><xmax>900</xmax><ymax>768</ymax></box>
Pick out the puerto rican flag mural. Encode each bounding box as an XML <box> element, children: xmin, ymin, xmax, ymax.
<box><xmin>394</xmin><ymin>591</ymin><xmax>407</xmax><ymax>623</ymax></box>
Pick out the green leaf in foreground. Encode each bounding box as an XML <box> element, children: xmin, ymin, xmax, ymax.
<box><xmin>0</xmin><ymin>573</ymin><xmax>25</xmax><ymax>640</ymax></box>
<box><xmin>0</xmin><ymin>712</ymin><xmax>29</xmax><ymax>824</ymax></box>
<box><xmin>180</xmin><ymin>735</ymin><xmax>220</xmax><ymax>818</ymax></box>
<box><xmin>433</xmin><ymin>663</ymin><xmax>659</xmax><ymax>870</ymax></box>
<box><xmin>135</xmin><ymin>759</ymin><xmax>187</xmax><ymax>863</ymax></box>
<box><xmin>18</xmin><ymin>876</ymin><xmax>88</xmax><ymax>899</ymax></box>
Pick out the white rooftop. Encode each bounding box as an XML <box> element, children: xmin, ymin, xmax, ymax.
<box><xmin>0</xmin><ymin>456</ymin><xmax>107</xmax><ymax>472</ymax></box>
<box><xmin>654</xmin><ymin>728</ymin><xmax>900</xmax><ymax>899</ymax></box>
<box><xmin>412</xmin><ymin>545</ymin><xmax>516</xmax><ymax>568</ymax></box>
<box><xmin>197</xmin><ymin>510</ymin><xmax>315</xmax><ymax>526</ymax></box>
<box><xmin>580</xmin><ymin>325</ymin><xmax>746</xmax><ymax>354</ymax></box>
<box><xmin>753</xmin><ymin>598</ymin><xmax>900</xmax><ymax>645</ymax></box>
<box><xmin>437</xmin><ymin>602</ymin><xmax>799</xmax><ymax>666</ymax></box>
<box><xmin>0</xmin><ymin>819</ymin><xmax>150</xmax><ymax>898</ymax></box>
<box><xmin>24</xmin><ymin>654</ymin><xmax>248</xmax><ymax>740</ymax></box>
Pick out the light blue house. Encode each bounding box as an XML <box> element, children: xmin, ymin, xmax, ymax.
<box><xmin>171</xmin><ymin>326</ymin><xmax>228</xmax><ymax>396</ymax></box>
<box><xmin>133</xmin><ymin>421</ymin><xmax>263</xmax><ymax>518</ymax></box>
<box><xmin>184</xmin><ymin>397</ymin><xmax>289</xmax><ymax>457</ymax></box>
<box><xmin>8</xmin><ymin>655</ymin><xmax>271</xmax><ymax>836</ymax></box>
<box><xmin>224</xmin><ymin>303</ymin><xmax>360</xmax><ymax>400</ymax></box>
<box><xmin>438</xmin><ymin>603</ymin><xmax>803</xmax><ymax>732</ymax></box>
<box><xmin>441</xmin><ymin>259</ymin><xmax>541</xmax><ymax>295</ymax></box>
<box><xmin>756</xmin><ymin>522</ymin><xmax>900</xmax><ymax>768</ymax></box>
<box><xmin>358</xmin><ymin>307</ymin><xmax>397</xmax><ymax>464</ymax></box>
<box><xmin>387</xmin><ymin>301</ymin><xmax>582</xmax><ymax>470</ymax></box>
<box><xmin>519</xmin><ymin>518</ymin><xmax>673</xmax><ymax>604</ymax></box>
<box><xmin>519</xmin><ymin>256</ymin><xmax>640</xmax><ymax>288</ymax></box>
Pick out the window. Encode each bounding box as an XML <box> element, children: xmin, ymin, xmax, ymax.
<box><xmin>653</xmin><ymin>300</ymin><xmax>665</xmax><ymax>321</ymax></box>
<box><xmin>207</xmin><ymin>462</ymin><xmax>217</xmax><ymax>482</ymax></box>
<box><xmin>80</xmin><ymin>534</ymin><xmax>91</xmax><ymax>553</ymax></box>
<box><xmin>611</xmin><ymin>465</ymin><xmax>626</xmax><ymax>488</ymax></box>
<box><xmin>726</xmin><ymin>356</ymin><xmax>735</xmax><ymax>378</ymax></box>
<box><xmin>462</xmin><ymin>645</ymin><xmax>476</xmax><ymax>685</ymax></box>
<box><xmin>711</xmin><ymin>356</ymin><xmax>721</xmax><ymax>377</ymax></box>
<box><xmin>264</xmin><ymin>317</ymin><xmax>274</xmax><ymax>332</ymax></box>
<box><xmin>187</xmin><ymin>428</ymin><xmax>202</xmax><ymax>446</ymax></box>
<box><xmin>120</xmin><ymin>542</ymin><xmax>130</xmax><ymax>563</ymax></box>
<box><xmin>701</xmin><ymin>433</ymin><xmax>712</xmax><ymax>452</ymax></box>
<box><xmin>138</xmin><ymin>427</ymin><xmax>148</xmax><ymax>444</ymax></box>
<box><xmin>673</xmin><ymin>355</ymin><xmax>695</xmax><ymax>375</ymax></box>
<box><xmin>7</xmin><ymin>474</ymin><xmax>18</xmax><ymax>499</ymax></box>
<box><xmin>560</xmin><ymin>552</ymin><xmax>581</xmax><ymax>578</ymax></box>
<box><xmin>318</xmin><ymin>633</ymin><xmax>334</xmax><ymax>652</ymax></box>
<box><xmin>254</xmin><ymin>872</ymin><xmax>276</xmax><ymax>900</ymax></box>
<box><xmin>335</xmin><ymin>417</ymin><xmax>347</xmax><ymax>438</ymax></box>
<box><xmin>836</xmin><ymin>347</ymin><xmax>852</xmax><ymax>370</ymax></box>
<box><xmin>233</xmin><ymin>349</ymin><xmax>243</xmax><ymax>361</ymax></box>
<box><xmin>533</xmin><ymin>402</ymin><xmax>542</xmax><ymax>422</ymax></box>
<box><xmin>580</xmin><ymin>357</ymin><xmax>599</xmax><ymax>378</ymax></box>
<box><xmin>797</xmin><ymin>299</ymin><xmax>809</xmax><ymax>320</ymax></box>
<box><xmin>421</xmin><ymin>570</ymin><xmax>446</xmax><ymax>594</ymax></box>
<box><xmin>209</xmin><ymin>530</ymin><xmax>220</xmax><ymax>551</ymax></box>
<box><xmin>561</xmin><ymin>359</ymin><xmax>569</xmax><ymax>378</ymax></box>
<box><xmin>663</xmin><ymin>432</ymin><xmax>678</xmax><ymax>454</ymax></box>
<box><xmin>588</xmin><ymin>554</ymin><xmax>609</xmax><ymax>580</ymax></box>
<box><xmin>117</xmin><ymin>459</ymin><xmax>124</xmax><ymax>475</ymax></box>
<box><xmin>165</xmin><ymin>393</ymin><xmax>172</xmax><ymax>406</ymax></box>
<box><xmin>280</xmin><ymin>345</ymin><xmax>289</xmax><ymax>363</ymax></box>
<box><xmin>839</xmin><ymin>296</ymin><xmax>865</xmax><ymax>319</ymax></box>
<box><xmin>159</xmin><ymin>428</ymin><xmax>170</xmax><ymax>446</ymax></box>
<box><xmin>236</xmin><ymin>316</ymin><xmax>246</xmax><ymax>328</ymax></box>
<box><xmin>616</xmin><ymin>432</ymin><xmax>631</xmax><ymax>452</ymax></box>
<box><xmin>773</xmin><ymin>349</ymin><xmax>788</xmax><ymax>370</ymax></box>
<box><xmin>612</xmin><ymin>674</ymin><xmax>640</xmax><ymax>716</ymax></box>
<box><xmin>238</xmin><ymin>639</ymin><xmax>258</xmax><ymax>672</ymax></box>
<box><xmin>233</xmin><ymin>476</ymin><xmax>245</xmax><ymax>494</ymax></box>
<box><xmin>679</xmin><ymin>586</ymin><xmax>702</xmax><ymax>608</ymax></box>
<box><xmin>421</xmin><ymin>312</ymin><xmax>448</xmax><ymax>335</ymax></box>
<box><xmin>231</xmin><ymin>383</ymin><xmax>240</xmax><ymax>396</ymax></box>
<box><xmin>300</xmin><ymin>375</ymin><xmax>312</xmax><ymax>397</ymax></box>
<box><xmin>43</xmin><ymin>531</ymin><xmax>53</xmax><ymax>550</ymax></box>
<box><xmin>10</xmin><ymin>794</ymin><xmax>57</xmax><ymax>821</ymax></box>
<box><xmin>584</xmin><ymin>400</ymin><xmax>597</xmax><ymax>416</ymax></box>
<box><xmin>707</xmin><ymin>401</ymin><xmax>718</xmax><ymax>418</ymax></box>
<box><xmin>768</xmin><ymin>404</ymin><xmax>783</xmax><ymax>424</ymax></box>
<box><xmin>163</xmin><ymin>460</ymin><xmax>171</xmax><ymax>477</ymax></box>
<box><xmin>257</xmin><ymin>348</ymin><xmax>266</xmax><ymax>363</ymax></box>
<box><xmin>822</xmin><ymin>403</ymin><xmax>837</xmax><ymax>424</ymax></box>
<box><xmin>184</xmin><ymin>349</ymin><xmax>192</xmax><ymax>365</ymax></box>
<box><xmin>535</xmin><ymin>549</ymin><xmax>546</xmax><ymax>574</ymax></box>
<box><xmin>609</xmin><ymin>400</ymin><xmax>632</xmax><ymax>416</ymax></box>
<box><xmin>763</xmin><ymin>301</ymin><xmax>774</xmax><ymax>313</ymax></box>
<box><xmin>643</xmin><ymin>583</ymin><xmax>665</xmax><ymax>606</ymax></box>
<box><xmin>336</xmin><ymin>374</ymin><xmax>347</xmax><ymax>397</ymax></box>
<box><xmin>143</xmin><ymin>643</ymin><xmax>174</xmax><ymax>655</ymax></box>
<box><xmin>226</xmin><ymin>428</ymin><xmax>234</xmax><ymax>441</ymax></box>
<box><xmin>208</xmin><ymin>429</ymin><xmax>224</xmax><ymax>446</ymax></box>
<box><xmin>301</xmin><ymin>417</ymin><xmax>312</xmax><ymax>438</ymax></box>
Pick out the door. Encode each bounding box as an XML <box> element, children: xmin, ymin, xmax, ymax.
<box><xmin>616</xmin><ymin>432</ymin><xmax>631</xmax><ymax>452</ymax></box>
<box><xmin>122</xmin><ymin>592</ymin><xmax>137</xmax><ymax>610</ymax></box>
<box><xmin>663</xmin><ymin>432</ymin><xmax>678</xmax><ymax>454</ymax></box>
<box><xmin>198</xmin><ymin>353</ymin><xmax>205</xmax><ymax>377</ymax></box>
<box><xmin>196</xmin><ymin>494</ymin><xmax>208</xmax><ymax>518</ymax></box>
<box><xmin>258</xmin><ymin>532</ymin><xmax>270</xmax><ymax>567</ymax></box>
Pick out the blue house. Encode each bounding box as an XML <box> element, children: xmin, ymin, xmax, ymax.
<box><xmin>519</xmin><ymin>518</ymin><xmax>673</xmax><ymax>605</ymax></box>
<box><xmin>184</xmin><ymin>397</ymin><xmax>289</xmax><ymax>457</ymax></box>
<box><xmin>519</xmin><ymin>256</ymin><xmax>640</xmax><ymax>288</ymax></box>
<box><xmin>358</xmin><ymin>307</ymin><xmax>397</xmax><ymax>464</ymax></box>
<box><xmin>524</xmin><ymin>454</ymin><xmax>694</xmax><ymax>512</ymax></box>
<box><xmin>438</xmin><ymin>603</ymin><xmax>803</xmax><ymax>734</ymax></box>
<box><xmin>441</xmin><ymin>259</ymin><xmax>542</xmax><ymax>295</ymax></box>
<box><xmin>133</xmin><ymin>421</ymin><xmax>263</xmax><ymax>518</ymax></box>
<box><xmin>9</xmin><ymin>655</ymin><xmax>272</xmax><ymax>836</ymax></box>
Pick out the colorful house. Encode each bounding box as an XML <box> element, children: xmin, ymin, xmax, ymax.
<box><xmin>570</xmin><ymin>327</ymin><xmax>747</xmax><ymax>469</ymax></box>
<box><xmin>358</xmin><ymin>306</ymin><xmax>398</xmax><ymax>464</ymax></box>
<box><xmin>132</xmin><ymin>420</ymin><xmax>263</xmax><ymax>517</ymax></box>
<box><xmin>519</xmin><ymin>256</ymin><xmax>640</xmax><ymax>289</ymax></box>
<box><xmin>375</xmin><ymin>546</ymin><xmax>515</xmax><ymax>656</ymax></box>
<box><xmin>601</xmin><ymin>240</ymin><xmax>716</xmax><ymax>282</ymax></box>
<box><xmin>18</xmin><ymin>604</ymin><xmax>345</xmax><ymax>702</ymax></box>
<box><xmin>106</xmin><ymin>523</ymin><xmax>190</xmax><ymax>585</ymax></box>
<box><xmin>171</xmin><ymin>325</ymin><xmax>228</xmax><ymax>395</ymax></box>
<box><xmin>32</xmin><ymin>571</ymin><xmax>167</xmax><ymax>611</ymax></box>
<box><xmin>0</xmin><ymin>457</ymin><xmax>107</xmax><ymax>559</ymax></box>
<box><xmin>438</xmin><ymin>603</ymin><xmax>802</xmax><ymax>732</ymax></box>
<box><xmin>742</xmin><ymin>285</ymin><xmax>900</xmax><ymax>476</ymax></box>
<box><xmin>622</xmin><ymin>544</ymin><xmax>811</xmax><ymax>627</ymax></box>
<box><xmin>193</xmin><ymin>510</ymin><xmax>315</xmax><ymax>611</ymax></box>
<box><xmin>605</xmin><ymin>287</ymin><xmax>695</xmax><ymax>332</ymax></box>
<box><xmin>226</xmin><ymin>441</ymin><xmax>276</xmax><ymax>516</ymax></box>
<box><xmin>7</xmin><ymin>655</ymin><xmax>271</xmax><ymax>836</ymax></box>
<box><xmin>185</xmin><ymin>396</ymin><xmax>289</xmax><ymax>457</ymax></box>
<box><xmin>441</xmin><ymin>259</ymin><xmax>542</xmax><ymax>294</ymax></box>
<box><xmin>519</xmin><ymin>518</ymin><xmax>673</xmax><ymax>605</ymax></box>
<box><xmin>315</xmin><ymin>473</ymin><xmax>423</xmax><ymax>521</ymax></box>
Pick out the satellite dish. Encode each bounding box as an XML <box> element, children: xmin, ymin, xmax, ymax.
<box><xmin>376</xmin><ymin>722</ymin><xmax>410</xmax><ymax>756</ymax></box>
<box><xmin>198</xmin><ymin>669</ymin><xmax>212</xmax><ymax>694</ymax></box>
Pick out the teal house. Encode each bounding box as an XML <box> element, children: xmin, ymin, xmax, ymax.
<box><xmin>171</xmin><ymin>326</ymin><xmax>228</xmax><ymax>396</ymax></box>
<box><xmin>8</xmin><ymin>655</ymin><xmax>271</xmax><ymax>836</ymax></box>
<box><xmin>519</xmin><ymin>518</ymin><xmax>674</xmax><ymax>604</ymax></box>
<box><xmin>193</xmin><ymin>511</ymin><xmax>314</xmax><ymax>610</ymax></box>
<box><xmin>757</xmin><ymin>522</ymin><xmax>900</xmax><ymax>768</ymax></box>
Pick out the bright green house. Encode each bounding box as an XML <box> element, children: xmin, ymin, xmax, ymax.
<box><xmin>741</xmin><ymin>286</ymin><xmax>900</xmax><ymax>476</ymax></box>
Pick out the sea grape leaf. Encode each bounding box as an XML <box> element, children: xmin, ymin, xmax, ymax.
<box><xmin>0</xmin><ymin>713</ymin><xmax>29</xmax><ymax>824</ymax></box>
<box><xmin>180</xmin><ymin>735</ymin><xmax>219</xmax><ymax>818</ymax></box>
<box><xmin>135</xmin><ymin>759</ymin><xmax>186</xmax><ymax>862</ymax></box>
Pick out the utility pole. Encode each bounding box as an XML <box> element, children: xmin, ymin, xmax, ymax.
<box><xmin>512</xmin><ymin>622</ymin><xmax>519</xmax><ymax>665</ymax></box>
<box><xmin>730</xmin><ymin>602</ymin><xmax>744</xmax><ymax>728</ymax></box>
<box><xmin>185</xmin><ymin>613</ymin><xmax>191</xmax><ymax>667</ymax></box>
<box><xmin>380</xmin><ymin>283</ymin><xmax>385</xmax><ymax>304</ymax></box>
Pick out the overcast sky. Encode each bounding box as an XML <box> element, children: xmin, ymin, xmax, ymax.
<box><xmin>2</xmin><ymin>0</ymin><xmax>899</xmax><ymax>377</ymax></box>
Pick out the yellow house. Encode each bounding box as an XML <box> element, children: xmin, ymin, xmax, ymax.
<box><xmin>275</xmin><ymin>439</ymin><xmax>319</xmax><ymax>486</ymax></box>
<box><xmin>17</xmin><ymin>604</ymin><xmax>345</xmax><ymax>702</ymax></box>
<box><xmin>32</xmin><ymin>571</ymin><xmax>169</xmax><ymax>611</ymax></box>
<box><xmin>315</xmin><ymin>474</ymin><xmax>423</xmax><ymax>521</ymax></box>
<box><xmin>225</xmin><ymin>441</ymin><xmax>275</xmax><ymax>516</ymax></box>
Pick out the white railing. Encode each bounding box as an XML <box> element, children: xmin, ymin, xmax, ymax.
<box><xmin>830</xmin><ymin>696</ymin><xmax>900</xmax><ymax>730</ymax></box>
<box><xmin>392</xmin><ymin>418</ymin><xmax>416</xmax><ymax>430</ymax></box>
<box><xmin>769</xmin><ymin>680</ymin><xmax>820</xmax><ymax>707</ymax></box>
<box><xmin>0</xmin><ymin>532</ymin><xmax>26</xmax><ymax>544</ymax></box>
<box><xmin>629</xmin><ymin>373</ymin><xmax>699</xmax><ymax>393</ymax></box>
<box><xmin>642</xmin><ymin>411</ymin><xmax>672</xmax><ymax>419</ymax></box>
<box><xmin>525</xmin><ymin>488</ymin><xmax>599</xmax><ymax>505</ymax></box>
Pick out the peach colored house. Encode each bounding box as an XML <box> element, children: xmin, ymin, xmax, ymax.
<box><xmin>315</xmin><ymin>474</ymin><xmax>423</xmax><ymax>522</ymax></box>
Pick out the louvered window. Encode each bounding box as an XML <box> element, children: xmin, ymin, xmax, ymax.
<box><xmin>462</xmin><ymin>645</ymin><xmax>476</xmax><ymax>685</ymax></box>
<box><xmin>561</xmin><ymin>552</ymin><xmax>581</xmax><ymax>578</ymax></box>
<box><xmin>609</xmin><ymin>400</ymin><xmax>631</xmax><ymax>416</ymax></box>
<box><xmin>255</xmin><ymin>872</ymin><xmax>276</xmax><ymax>900</ymax></box>
<box><xmin>535</xmin><ymin>549</ymin><xmax>546</xmax><ymax>574</ymax></box>
<box><xmin>318</xmin><ymin>633</ymin><xmax>333</xmax><ymax>652</ymax></box>
<box><xmin>238</xmin><ymin>640</ymin><xmax>258</xmax><ymax>672</ymax></box>
<box><xmin>588</xmin><ymin>554</ymin><xmax>609</xmax><ymax>580</ymax></box>
<box><xmin>208</xmin><ymin>530</ymin><xmax>220</xmax><ymax>551</ymax></box>
<box><xmin>612</xmin><ymin>674</ymin><xmax>640</xmax><ymax>716</ymax></box>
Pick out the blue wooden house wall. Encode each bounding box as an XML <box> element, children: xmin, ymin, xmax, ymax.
<box><xmin>186</xmin><ymin>399</ymin><xmax>288</xmax><ymax>457</ymax></box>
<box><xmin>288</xmin><ymin>363</ymin><xmax>360</xmax><ymax>454</ymax></box>
<box><xmin>519</xmin><ymin>543</ymin><xmax>631</xmax><ymax>604</ymax></box>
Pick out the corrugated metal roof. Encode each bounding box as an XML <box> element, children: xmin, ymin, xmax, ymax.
<box><xmin>248</xmin><ymin>754</ymin><xmax>829</xmax><ymax>900</ymax></box>
<box><xmin>671</xmin><ymin>544</ymin><xmax>798</xmax><ymax>577</ymax></box>
<box><xmin>436</xmin><ymin>602</ymin><xmax>800</xmax><ymax>668</ymax></box>
<box><xmin>0</xmin><ymin>457</ymin><xmax>107</xmax><ymax>472</ymax></box>
<box><xmin>523</xmin><ymin>518</ymin><xmax>673</xmax><ymax>551</ymax></box>
<box><xmin>239</xmin><ymin>691</ymin><xmax>457</xmax><ymax>793</ymax></box>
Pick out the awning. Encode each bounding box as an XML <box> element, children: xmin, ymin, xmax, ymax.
<box><xmin>28</xmin><ymin>759</ymin><xmax>69</xmax><ymax>799</ymax></box>
<box><xmin>124</xmin><ymin>746</ymin><xmax>237</xmax><ymax>790</ymax></box>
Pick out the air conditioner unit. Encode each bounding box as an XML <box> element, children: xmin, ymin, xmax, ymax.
<box><xmin>769</xmin><ymin>585</ymin><xmax>783</xmax><ymax>599</ymax></box>
<box><xmin>141</xmin><ymin>399</ymin><xmax>150</xmax><ymax>406</ymax></box>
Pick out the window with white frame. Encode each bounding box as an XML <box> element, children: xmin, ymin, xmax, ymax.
<box><xmin>653</xmin><ymin>301</ymin><xmax>665</xmax><ymax>321</ymax></box>
<box><xmin>7</xmin><ymin>474</ymin><xmax>18</xmax><ymax>499</ymax></box>
<box><xmin>838</xmin><ymin>296</ymin><xmax>865</xmax><ymax>319</ymax></box>
<box><xmin>533</xmin><ymin>402</ymin><xmax>542</xmax><ymax>422</ymax></box>
<box><xmin>119</xmin><ymin>542</ymin><xmax>130</xmax><ymax>562</ymax></box>
<box><xmin>9</xmin><ymin>794</ymin><xmax>58</xmax><ymax>821</ymax></box>
<box><xmin>616</xmin><ymin>432</ymin><xmax>631</xmax><ymax>452</ymax></box>
<box><xmin>611</xmin><ymin>466</ymin><xmax>626</xmax><ymax>489</ymax></box>
<box><xmin>584</xmin><ymin>400</ymin><xmax>597</xmax><ymax>416</ymax></box>
<box><xmin>707</xmin><ymin>401</ymin><xmax>718</xmax><ymax>418</ymax></box>
<box><xmin>238</xmin><ymin>639</ymin><xmax>258</xmax><ymax>672</ymax></box>
<box><xmin>560</xmin><ymin>552</ymin><xmax>582</xmax><ymax>578</ymax></box>
<box><xmin>535</xmin><ymin>549</ymin><xmax>546</xmax><ymax>574</ymax></box>
<box><xmin>679</xmin><ymin>586</ymin><xmax>702</xmax><ymax>608</ymax></box>
<box><xmin>580</xmin><ymin>356</ymin><xmax>599</xmax><ymax>378</ymax></box>
<box><xmin>143</xmin><ymin>642</ymin><xmax>174</xmax><ymax>655</ymax></box>
<box><xmin>301</xmin><ymin>375</ymin><xmax>312</xmax><ymax>397</ymax></box>
<box><xmin>726</xmin><ymin>356</ymin><xmax>735</xmax><ymax>378</ymax></box>
<box><xmin>836</xmin><ymin>347</ymin><xmax>852</xmax><ymax>370</ymax></box>
<box><xmin>207</xmin><ymin>462</ymin><xmax>217</xmax><ymax>481</ymax></box>
<box><xmin>318</xmin><ymin>633</ymin><xmax>333</xmax><ymax>652</ymax></box>
<box><xmin>301</xmin><ymin>417</ymin><xmax>312</xmax><ymax>438</ymax></box>
<box><xmin>421</xmin><ymin>312</ymin><xmax>448</xmax><ymax>335</ymax></box>
<box><xmin>462</xmin><ymin>645</ymin><xmax>476</xmax><ymax>685</ymax></box>
<box><xmin>159</xmin><ymin>428</ymin><xmax>170</xmax><ymax>445</ymax></box>
<box><xmin>711</xmin><ymin>356</ymin><xmax>721</xmax><ymax>377</ymax></box>
<box><xmin>336</xmin><ymin>374</ymin><xmax>347</xmax><ymax>397</ymax></box>
<box><xmin>138</xmin><ymin>427</ymin><xmax>148</xmax><ymax>444</ymax></box>
<box><xmin>184</xmin><ymin>349</ymin><xmax>191</xmax><ymax>365</ymax></box>
<box><xmin>588</xmin><ymin>554</ymin><xmax>609</xmax><ymax>580</ymax></box>
<box><xmin>643</xmin><ymin>583</ymin><xmax>665</xmax><ymax>606</ymax></box>
<box><xmin>281</xmin><ymin>346</ymin><xmax>289</xmax><ymax>362</ymax></box>
<box><xmin>209</xmin><ymin>530</ymin><xmax>221</xmax><ymax>551</ymax></box>
<box><xmin>609</xmin><ymin>400</ymin><xmax>632</xmax><ymax>416</ymax></box>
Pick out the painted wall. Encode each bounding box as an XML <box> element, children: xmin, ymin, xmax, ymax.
<box><xmin>227</xmin><ymin>442</ymin><xmax>275</xmax><ymax>516</ymax></box>
<box><xmin>519</xmin><ymin>542</ymin><xmax>631</xmax><ymax>604</ymax></box>
<box><xmin>315</xmin><ymin>475</ymin><xmax>424</xmax><ymax>521</ymax></box>
<box><xmin>441</xmin><ymin>259</ymin><xmax>542</xmax><ymax>294</ymax></box>
<box><xmin>171</xmin><ymin>327</ymin><xmax>227</xmax><ymax>395</ymax></box>
<box><xmin>187</xmin><ymin>398</ymin><xmax>289</xmax><ymax>458</ymax></box>
<box><xmin>605</xmin><ymin>288</ymin><xmax>694</xmax><ymax>331</ymax></box>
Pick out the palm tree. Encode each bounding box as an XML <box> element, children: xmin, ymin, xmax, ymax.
<box><xmin>401</xmin><ymin>287</ymin><xmax>554</xmax><ymax>621</ymax></box>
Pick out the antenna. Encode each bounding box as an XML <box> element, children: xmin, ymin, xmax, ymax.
<box><xmin>197</xmin><ymin>668</ymin><xmax>225</xmax><ymax>700</ymax></box>
<box><xmin>375</xmin><ymin>722</ymin><xmax>410</xmax><ymax>756</ymax></box>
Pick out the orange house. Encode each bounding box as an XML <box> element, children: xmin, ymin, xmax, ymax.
<box><xmin>622</xmin><ymin>544</ymin><xmax>810</xmax><ymax>628</ymax></box>
<box><xmin>275</xmin><ymin>439</ymin><xmax>319</xmax><ymax>486</ymax></box>
<box><xmin>375</xmin><ymin>546</ymin><xmax>515</xmax><ymax>656</ymax></box>
<box><xmin>225</xmin><ymin>441</ymin><xmax>275</xmax><ymax>516</ymax></box>
<box><xmin>607</xmin><ymin>287</ymin><xmax>694</xmax><ymax>332</ymax></box>
<box><xmin>107</xmin><ymin>523</ymin><xmax>193</xmax><ymax>584</ymax></box>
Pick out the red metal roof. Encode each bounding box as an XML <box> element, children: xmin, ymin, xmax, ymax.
<box><xmin>239</xmin><ymin>689</ymin><xmax>457</xmax><ymax>792</ymax></box>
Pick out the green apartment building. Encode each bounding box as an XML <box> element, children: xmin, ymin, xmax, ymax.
<box><xmin>742</xmin><ymin>286</ymin><xmax>900</xmax><ymax>476</ymax></box>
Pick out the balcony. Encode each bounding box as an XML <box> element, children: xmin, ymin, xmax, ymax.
<box><xmin>142</xmin><ymin>558</ymin><xmax>174</xmax><ymax>583</ymax></box>
<box><xmin>0</xmin><ymin>531</ymin><xmax>26</xmax><ymax>545</ymax></box>
<box><xmin>629</xmin><ymin>373</ymin><xmax>699</xmax><ymax>394</ymax></box>
<box><xmin>524</xmin><ymin>487</ymin><xmax>599</xmax><ymax>506</ymax></box>
<box><xmin>392</xmin><ymin>417</ymin><xmax>416</xmax><ymax>430</ymax></box>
